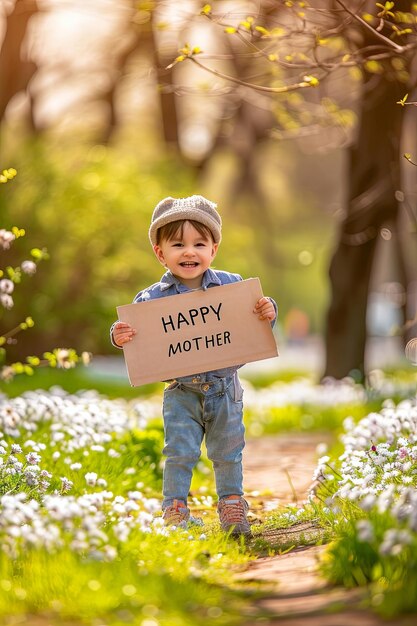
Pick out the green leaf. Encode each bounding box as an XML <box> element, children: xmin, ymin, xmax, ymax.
<box><xmin>362</xmin><ymin>12</ymin><xmax>375</xmax><ymax>22</ymax></box>
<box><xmin>26</xmin><ymin>356</ymin><xmax>40</xmax><ymax>366</ymax></box>
<box><xmin>12</xmin><ymin>227</ymin><xmax>25</xmax><ymax>238</ymax></box>
<box><xmin>240</xmin><ymin>19</ymin><xmax>253</xmax><ymax>30</ymax></box>
<box><xmin>364</xmin><ymin>60</ymin><xmax>384</xmax><ymax>74</ymax></box>
<box><xmin>12</xmin><ymin>362</ymin><xmax>24</xmax><ymax>374</ymax></box>
<box><xmin>303</xmin><ymin>75</ymin><xmax>320</xmax><ymax>87</ymax></box>
<box><xmin>255</xmin><ymin>26</ymin><xmax>270</xmax><ymax>36</ymax></box>
<box><xmin>30</xmin><ymin>247</ymin><xmax>49</xmax><ymax>261</ymax></box>
<box><xmin>397</xmin><ymin>93</ymin><xmax>409</xmax><ymax>106</ymax></box>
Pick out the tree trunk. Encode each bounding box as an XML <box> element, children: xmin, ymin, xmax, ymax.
<box><xmin>0</xmin><ymin>0</ymin><xmax>39</xmax><ymax>123</ymax></box>
<box><xmin>324</xmin><ymin>75</ymin><xmax>405</xmax><ymax>380</ymax></box>
<box><xmin>148</xmin><ymin>8</ymin><xmax>179</xmax><ymax>148</ymax></box>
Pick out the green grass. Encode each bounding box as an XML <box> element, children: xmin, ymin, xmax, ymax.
<box><xmin>2</xmin><ymin>365</ymin><xmax>417</xmax><ymax>623</ymax></box>
<box><xmin>0</xmin><ymin>365</ymin><xmax>315</xmax><ymax>399</ymax></box>
<box><xmin>245</xmin><ymin>401</ymin><xmax>387</xmax><ymax>437</ymax></box>
<box><xmin>0</xmin><ymin>374</ymin><xmax>257</xmax><ymax>625</ymax></box>
<box><xmin>0</xmin><ymin>532</ymin><xmax>251</xmax><ymax>626</ymax></box>
<box><xmin>241</xmin><ymin>369</ymin><xmax>315</xmax><ymax>388</ymax></box>
<box><xmin>0</xmin><ymin>366</ymin><xmax>162</xmax><ymax>399</ymax></box>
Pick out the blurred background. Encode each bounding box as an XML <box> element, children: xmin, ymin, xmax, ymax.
<box><xmin>1</xmin><ymin>0</ymin><xmax>417</xmax><ymax>382</ymax></box>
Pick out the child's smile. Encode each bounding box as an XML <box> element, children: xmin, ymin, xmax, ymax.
<box><xmin>153</xmin><ymin>221</ymin><xmax>218</xmax><ymax>289</ymax></box>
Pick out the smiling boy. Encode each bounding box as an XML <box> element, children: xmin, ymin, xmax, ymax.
<box><xmin>112</xmin><ymin>195</ymin><xmax>277</xmax><ymax>536</ymax></box>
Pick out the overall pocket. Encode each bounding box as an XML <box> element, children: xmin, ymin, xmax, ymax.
<box><xmin>225</xmin><ymin>373</ymin><xmax>244</xmax><ymax>403</ymax></box>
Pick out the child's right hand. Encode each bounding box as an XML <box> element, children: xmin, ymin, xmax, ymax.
<box><xmin>113</xmin><ymin>322</ymin><xmax>136</xmax><ymax>347</ymax></box>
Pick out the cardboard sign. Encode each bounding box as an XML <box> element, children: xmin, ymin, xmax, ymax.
<box><xmin>117</xmin><ymin>278</ymin><xmax>278</xmax><ymax>386</ymax></box>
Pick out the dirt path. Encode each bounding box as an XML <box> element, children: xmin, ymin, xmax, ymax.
<box><xmin>239</xmin><ymin>433</ymin><xmax>415</xmax><ymax>626</ymax></box>
<box><xmin>243</xmin><ymin>433</ymin><xmax>326</xmax><ymax>504</ymax></box>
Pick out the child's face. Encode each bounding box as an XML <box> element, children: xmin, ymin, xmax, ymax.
<box><xmin>153</xmin><ymin>221</ymin><xmax>218</xmax><ymax>289</ymax></box>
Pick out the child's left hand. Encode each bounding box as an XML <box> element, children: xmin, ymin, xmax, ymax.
<box><xmin>254</xmin><ymin>297</ymin><xmax>276</xmax><ymax>322</ymax></box>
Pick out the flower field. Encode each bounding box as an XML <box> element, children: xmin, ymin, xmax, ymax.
<box><xmin>0</xmin><ymin>387</ymin><xmax>249</xmax><ymax>625</ymax></box>
<box><xmin>317</xmin><ymin>391</ymin><xmax>417</xmax><ymax>617</ymax></box>
<box><xmin>0</xmin><ymin>370</ymin><xmax>417</xmax><ymax>624</ymax></box>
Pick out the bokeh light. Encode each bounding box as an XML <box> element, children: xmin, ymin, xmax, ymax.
<box><xmin>298</xmin><ymin>250</ymin><xmax>313</xmax><ymax>266</ymax></box>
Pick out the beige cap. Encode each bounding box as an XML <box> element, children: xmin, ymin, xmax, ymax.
<box><xmin>149</xmin><ymin>195</ymin><xmax>222</xmax><ymax>245</ymax></box>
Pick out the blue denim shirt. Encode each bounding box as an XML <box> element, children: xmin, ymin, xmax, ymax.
<box><xmin>111</xmin><ymin>268</ymin><xmax>277</xmax><ymax>380</ymax></box>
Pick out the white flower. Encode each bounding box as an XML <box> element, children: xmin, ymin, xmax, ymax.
<box><xmin>316</xmin><ymin>442</ymin><xmax>328</xmax><ymax>456</ymax></box>
<box><xmin>26</xmin><ymin>452</ymin><xmax>41</xmax><ymax>465</ymax></box>
<box><xmin>0</xmin><ymin>229</ymin><xmax>15</xmax><ymax>250</ymax></box>
<box><xmin>21</xmin><ymin>261</ymin><xmax>37</xmax><ymax>275</ymax></box>
<box><xmin>127</xmin><ymin>491</ymin><xmax>143</xmax><ymax>500</ymax></box>
<box><xmin>60</xmin><ymin>477</ymin><xmax>73</xmax><ymax>492</ymax></box>
<box><xmin>113</xmin><ymin>523</ymin><xmax>130</xmax><ymax>542</ymax></box>
<box><xmin>0</xmin><ymin>279</ymin><xmax>14</xmax><ymax>294</ymax></box>
<box><xmin>0</xmin><ymin>293</ymin><xmax>13</xmax><ymax>309</ymax></box>
<box><xmin>85</xmin><ymin>472</ymin><xmax>98</xmax><ymax>487</ymax></box>
<box><xmin>0</xmin><ymin>365</ymin><xmax>15</xmax><ymax>380</ymax></box>
<box><xmin>318</xmin><ymin>455</ymin><xmax>330</xmax><ymax>465</ymax></box>
<box><xmin>55</xmin><ymin>349</ymin><xmax>74</xmax><ymax>369</ymax></box>
<box><xmin>356</xmin><ymin>519</ymin><xmax>374</xmax><ymax>542</ymax></box>
<box><xmin>81</xmin><ymin>352</ymin><xmax>91</xmax><ymax>366</ymax></box>
<box><xmin>143</xmin><ymin>498</ymin><xmax>160</xmax><ymax>513</ymax></box>
<box><xmin>360</xmin><ymin>494</ymin><xmax>377</xmax><ymax>511</ymax></box>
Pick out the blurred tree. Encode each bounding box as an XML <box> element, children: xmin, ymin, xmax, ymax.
<box><xmin>0</xmin><ymin>144</ymin><xmax>197</xmax><ymax>358</ymax></box>
<box><xmin>149</xmin><ymin>4</ymin><xmax>180</xmax><ymax>147</ymax></box>
<box><xmin>0</xmin><ymin>0</ymin><xmax>39</xmax><ymax>130</ymax></box>
<box><xmin>171</xmin><ymin>0</ymin><xmax>417</xmax><ymax>380</ymax></box>
<box><xmin>189</xmin><ymin>5</ymin><xmax>285</xmax><ymax>268</ymax></box>
<box><xmin>324</xmin><ymin>27</ymin><xmax>408</xmax><ymax>381</ymax></box>
<box><xmin>96</xmin><ymin>1</ymin><xmax>180</xmax><ymax>146</ymax></box>
<box><xmin>0</xmin><ymin>0</ymin><xmax>181</xmax><ymax>145</ymax></box>
<box><xmin>2</xmin><ymin>0</ymin><xmax>417</xmax><ymax>380</ymax></box>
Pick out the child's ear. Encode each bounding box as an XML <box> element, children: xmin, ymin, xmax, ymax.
<box><xmin>211</xmin><ymin>243</ymin><xmax>219</xmax><ymax>260</ymax></box>
<box><xmin>153</xmin><ymin>244</ymin><xmax>165</xmax><ymax>265</ymax></box>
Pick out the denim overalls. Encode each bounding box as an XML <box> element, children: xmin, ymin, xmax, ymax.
<box><xmin>162</xmin><ymin>371</ymin><xmax>245</xmax><ymax>507</ymax></box>
<box><xmin>111</xmin><ymin>268</ymin><xmax>277</xmax><ymax>508</ymax></box>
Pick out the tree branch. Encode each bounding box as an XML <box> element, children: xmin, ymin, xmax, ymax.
<box><xmin>334</xmin><ymin>0</ymin><xmax>405</xmax><ymax>52</ymax></box>
<box><xmin>188</xmin><ymin>56</ymin><xmax>317</xmax><ymax>94</ymax></box>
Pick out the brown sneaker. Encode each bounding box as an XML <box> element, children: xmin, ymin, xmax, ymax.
<box><xmin>163</xmin><ymin>499</ymin><xmax>190</xmax><ymax>527</ymax></box>
<box><xmin>217</xmin><ymin>495</ymin><xmax>251</xmax><ymax>536</ymax></box>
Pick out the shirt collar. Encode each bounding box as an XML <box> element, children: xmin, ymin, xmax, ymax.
<box><xmin>160</xmin><ymin>268</ymin><xmax>221</xmax><ymax>292</ymax></box>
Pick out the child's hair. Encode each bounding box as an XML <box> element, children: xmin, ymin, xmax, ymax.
<box><xmin>156</xmin><ymin>219</ymin><xmax>215</xmax><ymax>245</ymax></box>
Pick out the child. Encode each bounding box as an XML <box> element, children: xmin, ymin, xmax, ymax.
<box><xmin>111</xmin><ymin>195</ymin><xmax>277</xmax><ymax>536</ymax></box>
